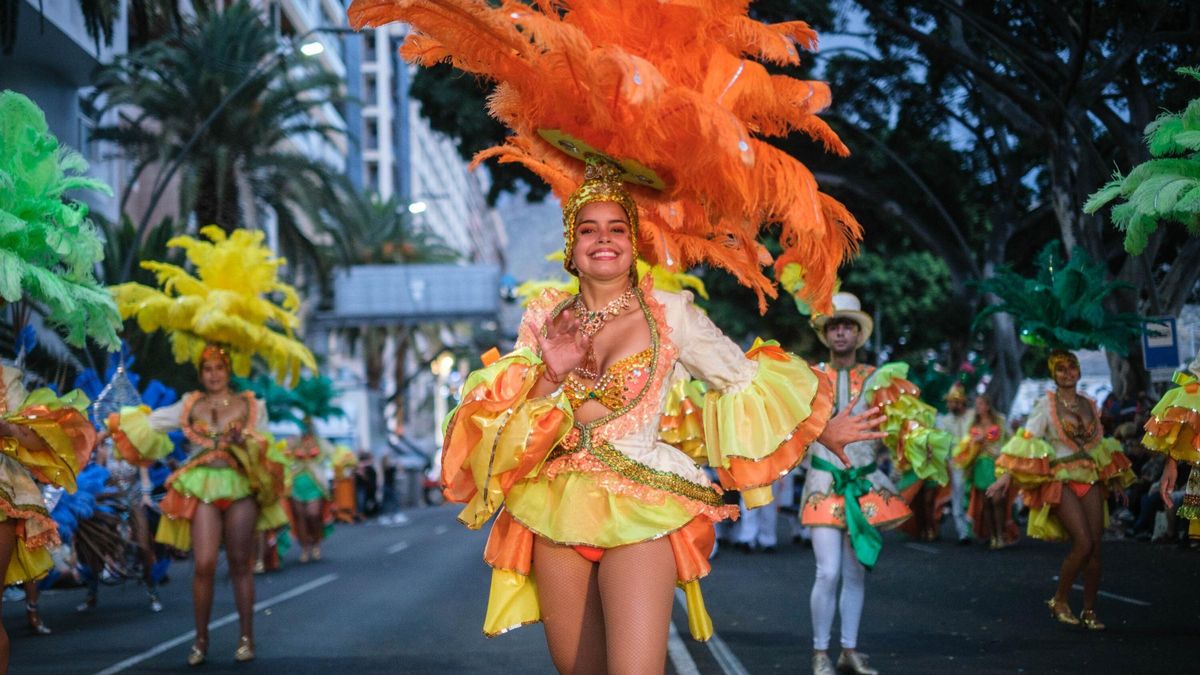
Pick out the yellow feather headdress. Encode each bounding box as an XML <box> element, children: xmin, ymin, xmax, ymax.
<box><xmin>347</xmin><ymin>0</ymin><xmax>860</xmax><ymax>313</ymax></box>
<box><xmin>110</xmin><ymin>226</ymin><xmax>316</xmax><ymax>384</ymax></box>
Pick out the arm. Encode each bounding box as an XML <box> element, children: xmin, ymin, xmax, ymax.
<box><xmin>672</xmin><ymin>298</ymin><xmax>850</xmax><ymax>507</ymax></box>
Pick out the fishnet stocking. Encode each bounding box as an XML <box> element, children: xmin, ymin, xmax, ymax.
<box><xmin>533</xmin><ymin>537</ymin><xmax>606</xmax><ymax>675</ymax></box>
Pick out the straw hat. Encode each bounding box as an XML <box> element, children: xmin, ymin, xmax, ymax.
<box><xmin>811</xmin><ymin>292</ymin><xmax>874</xmax><ymax>348</ymax></box>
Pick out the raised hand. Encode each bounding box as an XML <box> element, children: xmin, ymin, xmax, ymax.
<box><xmin>536</xmin><ymin>309</ymin><xmax>590</xmax><ymax>383</ymax></box>
<box><xmin>986</xmin><ymin>473</ymin><xmax>1012</xmax><ymax>501</ymax></box>
<box><xmin>816</xmin><ymin>395</ymin><xmax>887</xmax><ymax>467</ymax></box>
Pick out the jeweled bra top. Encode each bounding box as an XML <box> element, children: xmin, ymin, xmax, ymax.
<box><xmin>563</xmin><ymin>347</ymin><xmax>654</xmax><ymax>411</ymax></box>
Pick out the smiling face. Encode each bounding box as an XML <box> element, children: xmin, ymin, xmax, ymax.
<box><xmin>199</xmin><ymin>357</ymin><xmax>232</xmax><ymax>394</ymax></box>
<box><xmin>1052</xmin><ymin>357</ymin><xmax>1080</xmax><ymax>389</ymax></box>
<box><xmin>571</xmin><ymin>201</ymin><xmax>634</xmax><ymax>282</ymax></box>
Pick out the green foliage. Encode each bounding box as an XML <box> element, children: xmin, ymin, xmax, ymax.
<box><xmin>90</xmin><ymin>0</ymin><xmax>347</xmax><ymax>287</ymax></box>
<box><xmin>329</xmin><ymin>190</ymin><xmax>460</xmax><ymax>265</ymax></box>
<box><xmin>1084</xmin><ymin>67</ymin><xmax>1200</xmax><ymax>254</ymax></box>
<box><xmin>0</xmin><ymin>90</ymin><xmax>121</xmax><ymax>350</ymax></box>
<box><xmin>841</xmin><ymin>250</ymin><xmax>956</xmax><ymax>360</ymax></box>
<box><xmin>973</xmin><ymin>242</ymin><xmax>1143</xmax><ymax>355</ymax></box>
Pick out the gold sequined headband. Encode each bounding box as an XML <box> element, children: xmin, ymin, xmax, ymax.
<box><xmin>200</xmin><ymin>342</ymin><xmax>232</xmax><ymax>369</ymax></box>
<box><xmin>561</xmin><ymin>156</ymin><xmax>639</xmax><ymax>275</ymax></box>
<box><xmin>1046</xmin><ymin>349</ymin><xmax>1079</xmax><ymax>375</ymax></box>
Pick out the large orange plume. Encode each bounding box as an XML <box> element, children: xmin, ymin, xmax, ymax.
<box><xmin>348</xmin><ymin>0</ymin><xmax>861</xmax><ymax>313</ymax></box>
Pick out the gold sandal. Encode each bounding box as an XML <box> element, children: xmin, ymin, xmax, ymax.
<box><xmin>187</xmin><ymin>640</ymin><xmax>208</xmax><ymax>667</ymax></box>
<box><xmin>1047</xmin><ymin>598</ymin><xmax>1079</xmax><ymax>625</ymax></box>
<box><xmin>234</xmin><ymin>635</ymin><xmax>255</xmax><ymax>662</ymax></box>
<box><xmin>1079</xmin><ymin>609</ymin><xmax>1106</xmax><ymax>631</ymax></box>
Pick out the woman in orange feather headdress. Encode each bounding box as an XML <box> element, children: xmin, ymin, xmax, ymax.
<box><xmin>348</xmin><ymin>1</ymin><xmax>877</xmax><ymax>671</ymax></box>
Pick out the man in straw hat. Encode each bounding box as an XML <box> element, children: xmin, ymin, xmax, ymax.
<box><xmin>938</xmin><ymin>384</ymin><xmax>975</xmax><ymax>544</ymax></box>
<box><xmin>801</xmin><ymin>292</ymin><xmax>907</xmax><ymax>675</ymax></box>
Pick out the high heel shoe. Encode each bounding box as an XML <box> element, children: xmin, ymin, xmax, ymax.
<box><xmin>26</xmin><ymin>603</ymin><xmax>51</xmax><ymax>635</ymax></box>
<box><xmin>187</xmin><ymin>640</ymin><xmax>208</xmax><ymax>666</ymax></box>
<box><xmin>234</xmin><ymin>635</ymin><xmax>255</xmax><ymax>662</ymax></box>
<box><xmin>1079</xmin><ymin>609</ymin><xmax>1106</xmax><ymax>631</ymax></box>
<box><xmin>1047</xmin><ymin>598</ymin><xmax>1079</xmax><ymax>625</ymax></box>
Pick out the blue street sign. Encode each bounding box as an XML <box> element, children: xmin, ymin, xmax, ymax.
<box><xmin>1142</xmin><ymin>317</ymin><xmax>1179</xmax><ymax>371</ymax></box>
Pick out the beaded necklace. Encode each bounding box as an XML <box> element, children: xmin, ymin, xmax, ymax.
<box><xmin>571</xmin><ymin>287</ymin><xmax>635</xmax><ymax>380</ymax></box>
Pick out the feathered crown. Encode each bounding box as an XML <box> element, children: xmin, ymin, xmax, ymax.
<box><xmin>347</xmin><ymin>0</ymin><xmax>861</xmax><ymax>313</ymax></box>
<box><xmin>0</xmin><ymin>90</ymin><xmax>121</xmax><ymax>349</ymax></box>
<box><xmin>972</xmin><ymin>241</ymin><xmax>1143</xmax><ymax>355</ymax></box>
<box><xmin>111</xmin><ymin>226</ymin><xmax>316</xmax><ymax>384</ymax></box>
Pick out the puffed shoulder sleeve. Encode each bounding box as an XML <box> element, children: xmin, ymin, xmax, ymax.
<box><xmin>668</xmin><ymin>294</ymin><xmax>833</xmax><ymax>508</ymax></box>
<box><xmin>865</xmin><ymin>364</ymin><xmax>954</xmax><ymax>486</ymax></box>
<box><xmin>441</xmin><ymin>291</ymin><xmax>575</xmax><ymax>529</ymax></box>
<box><xmin>106</xmin><ymin>399</ymin><xmax>184</xmax><ymax>467</ymax></box>
<box><xmin>1142</xmin><ymin>372</ymin><xmax>1200</xmax><ymax>463</ymax></box>
<box><xmin>995</xmin><ymin>397</ymin><xmax>1055</xmax><ymax>487</ymax></box>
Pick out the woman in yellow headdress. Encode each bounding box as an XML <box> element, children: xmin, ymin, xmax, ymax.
<box><xmin>100</xmin><ymin>227</ymin><xmax>314</xmax><ymax>665</ymax></box>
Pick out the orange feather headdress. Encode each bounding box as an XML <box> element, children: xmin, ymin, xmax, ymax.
<box><xmin>348</xmin><ymin>0</ymin><xmax>861</xmax><ymax>313</ymax></box>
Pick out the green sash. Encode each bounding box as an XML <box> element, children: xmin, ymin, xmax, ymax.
<box><xmin>812</xmin><ymin>456</ymin><xmax>882</xmax><ymax>570</ymax></box>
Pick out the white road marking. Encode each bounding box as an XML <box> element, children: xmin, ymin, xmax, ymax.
<box><xmin>1051</xmin><ymin>577</ymin><xmax>1151</xmax><ymax>606</ymax></box>
<box><xmin>433</xmin><ymin>525</ymin><xmax>448</xmax><ymax>535</ymax></box>
<box><xmin>904</xmin><ymin>543</ymin><xmax>940</xmax><ymax>554</ymax></box>
<box><xmin>387</xmin><ymin>541</ymin><xmax>410</xmax><ymax>554</ymax></box>
<box><xmin>93</xmin><ymin>573</ymin><xmax>338</xmax><ymax>675</ymax></box>
<box><xmin>674</xmin><ymin>588</ymin><xmax>750</xmax><ymax>675</ymax></box>
<box><xmin>667</xmin><ymin>620</ymin><xmax>701</xmax><ymax>675</ymax></box>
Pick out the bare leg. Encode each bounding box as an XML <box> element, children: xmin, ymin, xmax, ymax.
<box><xmin>1079</xmin><ymin>486</ymin><xmax>1105</xmax><ymax>612</ymax></box>
<box><xmin>597</xmin><ymin>538</ymin><xmax>677</xmax><ymax>675</ymax></box>
<box><xmin>0</xmin><ymin>521</ymin><xmax>17</xmax><ymax>671</ymax></box>
<box><xmin>304</xmin><ymin>501</ymin><xmax>323</xmax><ymax>555</ymax></box>
<box><xmin>290</xmin><ymin>499</ymin><xmax>310</xmax><ymax>552</ymax></box>
<box><xmin>1052</xmin><ymin>489</ymin><xmax>1093</xmax><ymax>609</ymax></box>
<box><xmin>921</xmin><ymin>486</ymin><xmax>939</xmax><ymax>539</ymax></box>
<box><xmin>223</xmin><ymin>498</ymin><xmax>258</xmax><ymax>640</ymax></box>
<box><xmin>191</xmin><ymin>503</ymin><xmax>224</xmax><ymax>648</ymax></box>
<box><xmin>532</xmin><ymin>537</ymin><xmax>606</xmax><ymax>675</ymax></box>
<box><xmin>990</xmin><ymin>495</ymin><xmax>1008</xmax><ymax>543</ymax></box>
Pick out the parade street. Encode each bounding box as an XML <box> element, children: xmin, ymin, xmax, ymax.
<box><xmin>6</xmin><ymin>506</ymin><xmax>1198</xmax><ymax>675</ymax></box>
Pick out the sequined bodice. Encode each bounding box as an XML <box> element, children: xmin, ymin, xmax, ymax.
<box><xmin>563</xmin><ymin>348</ymin><xmax>653</xmax><ymax>411</ymax></box>
<box><xmin>1060</xmin><ymin>418</ymin><xmax>1097</xmax><ymax>450</ymax></box>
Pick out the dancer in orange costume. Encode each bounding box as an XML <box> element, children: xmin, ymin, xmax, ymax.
<box><xmin>953</xmin><ymin>394</ymin><xmax>1016</xmax><ymax>549</ymax></box>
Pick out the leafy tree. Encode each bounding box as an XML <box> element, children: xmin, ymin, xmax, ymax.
<box><xmin>90</xmin><ymin>1</ymin><xmax>347</xmax><ymax>289</ymax></box>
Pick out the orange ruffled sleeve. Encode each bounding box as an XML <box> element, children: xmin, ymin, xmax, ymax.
<box><xmin>442</xmin><ymin>347</ymin><xmax>574</xmax><ymax>529</ymax></box>
<box><xmin>673</xmin><ymin>297</ymin><xmax>833</xmax><ymax>509</ymax></box>
<box><xmin>105</xmin><ymin>401</ymin><xmax>181</xmax><ymax>467</ymax></box>
<box><xmin>3</xmin><ymin>388</ymin><xmax>96</xmax><ymax>492</ymax></box>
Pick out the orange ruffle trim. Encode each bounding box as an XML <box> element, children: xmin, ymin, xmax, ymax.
<box><xmin>484</xmin><ymin>508</ymin><xmax>717</xmax><ymax>584</ymax></box>
<box><xmin>0</xmin><ymin>496</ymin><xmax>59</xmax><ymax>551</ymax></box>
<box><xmin>715</xmin><ymin>365</ymin><xmax>833</xmax><ymax>491</ymax></box>
<box><xmin>19</xmin><ymin>404</ymin><xmax>95</xmax><ymax>487</ymax></box>
<box><xmin>800</xmin><ymin>489</ymin><xmax>911</xmax><ymax>530</ymax></box>
<box><xmin>106</xmin><ymin>412</ymin><xmax>155</xmax><ymax>468</ymax></box>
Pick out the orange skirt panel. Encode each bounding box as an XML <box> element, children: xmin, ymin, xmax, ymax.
<box><xmin>800</xmin><ymin>490</ymin><xmax>911</xmax><ymax>530</ymax></box>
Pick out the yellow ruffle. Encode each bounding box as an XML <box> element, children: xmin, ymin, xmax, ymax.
<box><xmin>108</xmin><ymin>405</ymin><xmax>175</xmax><ymax>464</ymax></box>
<box><xmin>658</xmin><ymin>378</ymin><xmax>708</xmax><ymax>463</ymax></box>
<box><xmin>996</xmin><ymin>432</ymin><xmax>1055</xmax><ymax>487</ymax></box>
<box><xmin>1141</xmin><ymin>373</ymin><xmax>1200</xmax><ymax>462</ymax></box>
<box><xmin>704</xmin><ymin>351</ymin><xmax>819</xmax><ymax>465</ymax></box>
<box><xmin>506</xmin><ymin>471</ymin><xmax>696</xmax><ymax>548</ymax></box>
<box><xmin>867</xmin><ymin>364</ymin><xmax>952</xmax><ymax>486</ymax></box>
<box><xmin>443</xmin><ymin>348</ymin><xmax>573</xmax><ymax>529</ymax></box>
<box><xmin>257</xmin><ymin>499</ymin><xmax>290</xmax><ymax>531</ymax></box>
<box><xmin>4</xmin><ymin>388</ymin><xmax>95</xmax><ymax>491</ymax></box>
<box><xmin>3</xmin><ymin>538</ymin><xmax>53</xmax><ymax>585</ymax></box>
<box><xmin>483</xmin><ymin>568</ymin><xmax>541</xmax><ymax>637</ymax></box>
<box><xmin>172</xmin><ymin>465</ymin><xmax>253</xmax><ymax>501</ymax></box>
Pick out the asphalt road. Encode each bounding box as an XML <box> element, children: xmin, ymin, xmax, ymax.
<box><xmin>6</xmin><ymin>506</ymin><xmax>1198</xmax><ymax>674</ymax></box>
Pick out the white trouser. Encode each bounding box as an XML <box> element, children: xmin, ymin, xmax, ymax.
<box><xmin>735</xmin><ymin>479</ymin><xmax>782</xmax><ymax>547</ymax></box>
<box><xmin>950</xmin><ymin>466</ymin><xmax>970</xmax><ymax>539</ymax></box>
<box><xmin>810</xmin><ymin>527</ymin><xmax>866</xmax><ymax>650</ymax></box>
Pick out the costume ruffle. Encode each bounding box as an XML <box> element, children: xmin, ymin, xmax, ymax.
<box><xmin>707</xmin><ymin>343</ymin><xmax>833</xmax><ymax>507</ymax></box>
<box><xmin>866</xmin><ymin>363</ymin><xmax>952</xmax><ymax>486</ymax></box>
<box><xmin>291</xmin><ymin>471</ymin><xmax>328</xmax><ymax>502</ymax></box>
<box><xmin>657</xmin><ymin>377</ymin><xmax>707</xmax><ymax>463</ymax></box>
<box><xmin>1142</xmin><ymin>372</ymin><xmax>1200</xmax><ymax>463</ymax></box>
<box><xmin>441</xmin><ymin>348</ymin><xmax>574</xmax><ymax>529</ymax></box>
<box><xmin>4</xmin><ymin>388</ymin><xmax>95</xmax><ymax>491</ymax></box>
<box><xmin>0</xmin><ymin>465</ymin><xmax>58</xmax><ymax>584</ymax></box>
<box><xmin>107</xmin><ymin>405</ymin><xmax>176</xmax><ymax>466</ymax></box>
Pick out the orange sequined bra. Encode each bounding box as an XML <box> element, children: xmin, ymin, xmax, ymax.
<box><xmin>563</xmin><ymin>347</ymin><xmax>654</xmax><ymax>411</ymax></box>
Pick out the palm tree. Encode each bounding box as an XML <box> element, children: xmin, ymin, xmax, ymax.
<box><xmin>330</xmin><ymin>191</ymin><xmax>460</xmax><ymax>265</ymax></box>
<box><xmin>89</xmin><ymin>0</ymin><xmax>346</xmax><ymax>286</ymax></box>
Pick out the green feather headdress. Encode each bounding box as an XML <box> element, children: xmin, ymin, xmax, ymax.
<box><xmin>235</xmin><ymin>372</ymin><xmax>343</xmax><ymax>428</ymax></box>
<box><xmin>972</xmin><ymin>242</ymin><xmax>1143</xmax><ymax>355</ymax></box>
<box><xmin>0</xmin><ymin>90</ymin><xmax>121</xmax><ymax>349</ymax></box>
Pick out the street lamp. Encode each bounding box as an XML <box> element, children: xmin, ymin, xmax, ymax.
<box><xmin>407</xmin><ymin>201</ymin><xmax>428</xmax><ymax>215</ymax></box>
<box><xmin>119</xmin><ymin>25</ymin><xmax>367</xmax><ymax>281</ymax></box>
